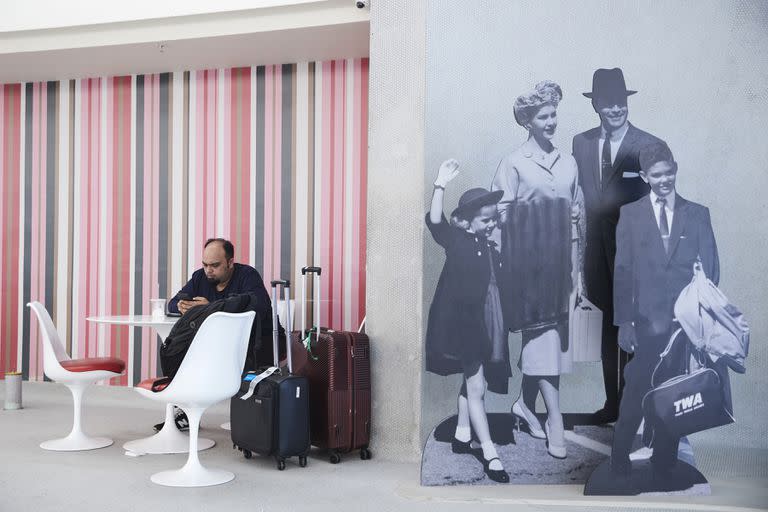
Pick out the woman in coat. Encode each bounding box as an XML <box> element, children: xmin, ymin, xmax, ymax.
<box><xmin>491</xmin><ymin>80</ymin><xmax>584</xmax><ymax>459</ymax></box>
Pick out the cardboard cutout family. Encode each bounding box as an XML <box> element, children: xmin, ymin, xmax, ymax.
<box><xmin>423</xmin><ymin>68</ymin><xmax>749</xmax><ymax>494</ymax></box>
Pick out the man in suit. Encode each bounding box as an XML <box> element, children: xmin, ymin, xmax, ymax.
<box><xmin>610</xmin><ymin>142</ymin><xmax>719</xmax><ymax>481</ymax></box>
<box><xmin>572</xmin><ymin>68</ymin><xmax>665</xmax><ymax>423</ymax></box>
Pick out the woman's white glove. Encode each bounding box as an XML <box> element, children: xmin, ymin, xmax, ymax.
<box><xmin>434</xmin><ymin>158</ymin><xmax>460</xmax><ymax>188</ymax></box>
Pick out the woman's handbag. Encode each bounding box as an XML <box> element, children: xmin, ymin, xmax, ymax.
<box><xmin>569</xmin><ymin>296</ymin><xmax>603</xmax><ymax>362</ymax></box>
<box><xmin>641</xmin><ymin>328</ymin><xmax>734</xmax><ymax>448</ymax></box>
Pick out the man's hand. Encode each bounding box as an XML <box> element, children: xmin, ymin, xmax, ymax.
<box><xmin>618</xmin><ymin>323</ymin><xmax>637</xmax><ymax>353</ymax></box>
<box><xmin>178</xmin><ymin>297</ymin><xmax>210</xmax><ymax>315</ymax></box>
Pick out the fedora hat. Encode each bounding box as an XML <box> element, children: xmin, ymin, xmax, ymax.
<box><xmin>451</xmin><ymin>188</ymin><xmax>503</xmax><ymax>220</ymax></box>
<box><xmin>583</xmin><ymin>68</ymin><xmax>637</xmax><ymax>99</ymax></box>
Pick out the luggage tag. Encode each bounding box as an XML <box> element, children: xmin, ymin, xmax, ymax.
<box><xmin>239</xmin><ymin>366</ymin><xmax>279</xmax><ymax>400</ymax></box>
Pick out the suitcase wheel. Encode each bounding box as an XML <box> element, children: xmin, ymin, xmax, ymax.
<box><xmin>360</xmin><ymin>448</ymin><xmax>372</xmax><ymax>460</ymax></box>
<box><xmin>329</xmin><ymin>452</ymin><xmax>341</xmax><ymax>464</ymax></box>
<box><xmin>299</xmin><ymin>456</ymin><xmax>308</xmax><ymax>468</ymax></box>
<box><xmin>243</xmin><ymin>450</ymin><xmax>252</xmax><ymax>460</ymax></box>
<box><xmin>277</xmin><ymin>458</ymin><xmax>286</xmax><ymax>471</ymax></box>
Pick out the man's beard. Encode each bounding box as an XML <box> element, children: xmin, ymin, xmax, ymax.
<box><xmin>206</xmin><ymin>276</ymin><xmax>220</xmax><ymax>285</ymax></box>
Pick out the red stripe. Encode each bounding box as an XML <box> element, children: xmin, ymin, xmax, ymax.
<box><xmin>0</xmin><ymin>86</ymin><xmax>5</xmax><ymax>375</ymax></box>
<box><xmin>109</xmin><ymin>77</ymin><xmax>118</xmax><ymax>366</ymax></box>
<box><xmin>9</xmin><ymin>85</ymin><xmax>21</xmax><ymax>373</ymax></box>
<box><xmin>38</xmin><ymin>82</ymin><xmax>48</xmax><ymax>377</ymax></box>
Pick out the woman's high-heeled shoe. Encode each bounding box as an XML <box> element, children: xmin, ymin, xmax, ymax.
<box><xmin>482</xmin><ymin>457</ymin><xmax>510</xmax><ymax>483</ymax></box>
<box><xmin>511</xmin><ymin>400</ymin><xmax>546</xmax><ymax>439</ymax></box>
<box><xmin>544</xmin><ymin>420</ymin><xmax>567</xmax><ymax>459</ymax></box>
<box><xmin>451</xmin><ymin>438</ymin><xmax>473</xmax><ymax>454</ymax></box>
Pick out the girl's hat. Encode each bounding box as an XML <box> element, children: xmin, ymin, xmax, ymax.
<box><xmin>451</xmin><ymin>188</ymin><xmax>503</xmax><ymax>219</ymax></box>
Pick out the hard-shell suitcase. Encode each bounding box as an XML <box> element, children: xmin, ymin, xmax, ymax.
<box><xmin>296</xmin><ymin>266</ymin><xmax>372</xmax><ymax>463</ymax></box>
<box><xmin>230</xmin><ymin>279</ymin><xmax>310</xmax><ymax>470</ymax></box>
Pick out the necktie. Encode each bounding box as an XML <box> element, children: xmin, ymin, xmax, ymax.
<box><xmin>657</xmin><ymin>197</ymin><xmax>670</xmax><ymax>253</ymax></box>
<box><xmin>601</xmin><ymin>132</ymin><xmax>612</xmax><ymax>189</ymax></box>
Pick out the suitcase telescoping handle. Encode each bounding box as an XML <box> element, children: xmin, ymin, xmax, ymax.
<box><xmin>270</xmin><ymin>279</ymin><xmax>294</xmax><ymax>373</ymax></box>
<box><xmin>300</xmin><ymin>267</ymin><xmax>321</xmax><ymax>344</ymax></box>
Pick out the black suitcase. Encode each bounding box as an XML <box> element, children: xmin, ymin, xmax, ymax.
<box><xmin>230</xmin><ymin>279</ymin><xmax>310</xmax><ymax>470</ymax></box>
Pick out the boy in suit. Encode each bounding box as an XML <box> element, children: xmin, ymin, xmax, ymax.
<box><xmin>610</xmin><ymin>142</ymin><xmax>719</xmax><ymax>481</ymax></box>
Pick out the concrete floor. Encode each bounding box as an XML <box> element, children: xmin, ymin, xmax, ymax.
<box><xmin>1</xmin><ymin>381</ymin><xmax>766</xmax><ymax>512</ymax></box>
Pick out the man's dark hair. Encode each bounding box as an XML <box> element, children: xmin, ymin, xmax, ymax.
<box><xmin>204</xmin><ymin>238</ymin><xmax>235</xmax><ymax>260</ymax></box>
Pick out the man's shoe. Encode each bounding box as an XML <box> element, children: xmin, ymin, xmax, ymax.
<box><xmin>591</xmin><ymin>407</ymin><xmax>618</xmax><ymax>425</ymax></box>
<box><xmin>152</xmin><ymin>408</ymin><xmax>190</xmax><ymax>433</ymax></box>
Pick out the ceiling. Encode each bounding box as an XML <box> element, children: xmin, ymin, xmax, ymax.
<box><xmin>0</xmin><ymin>0</ymin><xmax>370</xmax><ymax>83</ymax></box>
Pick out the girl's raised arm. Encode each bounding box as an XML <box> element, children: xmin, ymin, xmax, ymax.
<box><xmin>430</xmin><ymin>158</ymin><xmax>460</xmax><ymax>224</ymax></box>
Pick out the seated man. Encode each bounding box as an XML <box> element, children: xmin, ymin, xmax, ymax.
<box><xmin>158</xmin><ymin>238</ymin><xmax>273</xmax><ymax>432</ymax></box>
<box><xmin>168</xmin><ymin>238</ymin><xmax>269</xmax><ymax>316</ymax></box>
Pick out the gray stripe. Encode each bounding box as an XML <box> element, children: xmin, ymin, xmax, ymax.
<box><xmin>43</xmin><ymin>82</ymin><xmax>57</xmax><ymax>382</ymax></box>
<box><xmin>157</xmin><ymin>72</ymin><xmax>170</xmax><ymax>377</ymax></box>
<box><xmin>253</xmin><ymin>66</ymin><xmax>265</xmax><ymax>275</ymax></box>
<box><xmin>45</xmin><ymin>82</ymin><xmax>56</xmax><ymax>313</ymax></box>
<box><xmin>133</xmin><ymin>75</ymin><xmax>145</xmax><ymax>385</ymax></box>
<box><xmin>21</xmin><ymin>83</ymin><xmax>33</xmax><ymax>379</ymax></box>
<box><xmin>281</xmin><ymin>65</ymin><xmax>293</xmax><ymax>280</ymax></box>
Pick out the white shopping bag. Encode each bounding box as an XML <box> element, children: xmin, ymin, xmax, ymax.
<box><xmin>569</xmin><ymin>296</ymin><xmax>603</xmax><ymax>362</ymax></box>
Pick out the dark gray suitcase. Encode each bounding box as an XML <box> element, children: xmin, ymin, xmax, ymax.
<box><xmin>230</xmin><ymin>279</ymin><xmax>310</xmax><ymax>470</ymax></box>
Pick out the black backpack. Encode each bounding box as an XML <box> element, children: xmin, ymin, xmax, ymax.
<box><xmin>159</xmin><ymin>293</ymin><xmax>279</xmax><ymax>381</ymax></box>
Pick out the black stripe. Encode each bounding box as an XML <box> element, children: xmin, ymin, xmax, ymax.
<box><xmin>133</xmin><ymin>75</ymin><xmax>145</xmax><ymax>385</ymax></box>
<box><xmin>21</xmin><ymin>83</ymin><xmax>33</xmax><ymax>379</ymax></box>
<box><xmin>281</xmin><ymin>64</ymin><xmax>293</xmax><ymax>281</ymax></box>
<box><xmin>253</xmin><ymin>66</ymin><xmax>265</xmax><ymax>275</ymax></box>
<box><xmin>43</xmin><ymin>82</ymin><xmax>57</xmax><ymax>382</ymax></box>
<box><xmin>157</xmin><ymin>73</ymin><xmax>170</xmax><ymax>377</ymax></box>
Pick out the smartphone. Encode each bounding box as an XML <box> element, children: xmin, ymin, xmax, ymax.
<box><xmin>176</xmin><ymin>292</ymin><xmax>191</xmax><ymax>301</ymax></box>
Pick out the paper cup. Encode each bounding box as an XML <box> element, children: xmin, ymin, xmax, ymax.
<box><xmin>150</xmin><ymin>298</ymin><xmax>166</xmax><ymax>320</ymax></box>
<box><xmin>4</xmin><ymin>371</ymin><xmax>22</xmax><ymax>410</ymax></box>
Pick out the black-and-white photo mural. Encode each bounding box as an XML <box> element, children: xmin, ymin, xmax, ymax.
<box><xmin>420</xmin><ymin>1</ymin><xmax>759</xmax><ymax>495</ymax></box>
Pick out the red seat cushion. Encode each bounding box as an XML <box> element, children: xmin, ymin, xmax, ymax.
<box><xmin>137</xmin><ymin>377</ymin><xmax>170</xmax><ymax>392</ymax></box>
<box><xmin>61</xmin><ymin>357</ymin><xmax>125</xmax><ymax>374</ymax></box>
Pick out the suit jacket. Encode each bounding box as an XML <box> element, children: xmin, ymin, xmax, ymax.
<box><xmin>572</xmin><ymin>123</ymin><xmax>664</xmax><ymax>306</ymax></box>
<box><xmin>613</xmin><ymin>194</ymin><xmax>720</xmax><ymax>337</ymax></box>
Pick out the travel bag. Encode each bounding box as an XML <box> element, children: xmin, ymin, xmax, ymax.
<box><xmin>641</xmin><ymin>327</ymin><xmax>734</xmax><ymax>448</ymax></box>
<box><xmin>295</xmin><ymin>266</ymin><xmax>372</xmax><ymax>463</ymax></box>
<box><xmin>230</xmin><ymin>279</ymin><xmax>310</xmax><ymax>470</ymax></box>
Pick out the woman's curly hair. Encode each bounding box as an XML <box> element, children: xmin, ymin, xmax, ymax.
<box><xmin>513</xmin><ymin>80</ymin><xmax>563</xmax><ymax>127</ymax></box>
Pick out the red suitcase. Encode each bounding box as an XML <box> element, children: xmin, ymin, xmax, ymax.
<box><xmin>295</xmin><ymin>266</ymin><xmax>372</xmax><ymax>463</ymax></box>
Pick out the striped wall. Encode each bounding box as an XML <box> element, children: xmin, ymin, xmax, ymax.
<box><xmin>0</xmin><ymin>59</ymin><xmax>369</xmax><ymax>385</ymax></box>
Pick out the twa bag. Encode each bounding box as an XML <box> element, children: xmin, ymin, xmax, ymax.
<box><xmin>641</xmin><ymin>328</ymin><xmax>733</xmax><ymax>448</ymax></box>
<box><xmin>230</xmin><ymin>279</ymin><xmax>310</xmax><ymax>470</ymax></box>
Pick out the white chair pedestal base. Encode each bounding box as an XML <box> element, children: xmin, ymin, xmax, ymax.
<box><xmin>149</xmin><ymin>406</ymin><xmax>232</xmax><ymax>487</ymax></box>
<box><xmin>123</xmin><ymin>404</ymin><xmax>214</xmax><ymax>455</ymax></box>
<box><xmin>40</xmin><ymin>382</ymin><xmax>114</xmax><ymax>451</ymax></box>
<box><xmin>41</xmin><ymin>433</ymin><xmax>113</xmax><ymax>451</ymax></box>
<box><xmin>151</xmin><ymin>465</ymin><xmax>234</xmax><ymax>487</ymax></box>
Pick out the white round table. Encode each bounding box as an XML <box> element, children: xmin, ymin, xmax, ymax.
<box><xmin>86</xmin><ymin>314</ymin><xmax>215</xmax><ymax>455</ymax></box>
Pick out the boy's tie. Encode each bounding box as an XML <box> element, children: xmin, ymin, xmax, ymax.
<box><xmin>657</xmin><ymin>197</ymin><xmax>670</xmax><ymax>253</ymax></box>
